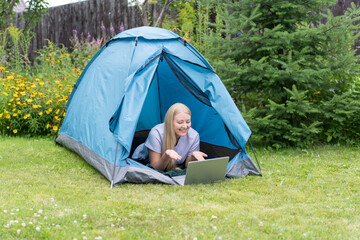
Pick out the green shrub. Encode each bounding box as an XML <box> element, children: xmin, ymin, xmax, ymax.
<box><xmin>319</xmin><ymin>87</ymin><xmax>360</xmax><ymax>144</ymax></box>
<box><xmin>243</xmin><ymin>85</ymin><xmax>322</xmax><ymax>148</ymax></box>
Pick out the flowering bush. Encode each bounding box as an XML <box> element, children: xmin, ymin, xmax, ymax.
<box><xmin>70</xmin><ymin>30</ymin><xmax>102</xmax><ymax>70</ymax></box>
<box><xmin>0</xmin><ymin>65</ymin><xmax>78</xmax><ymax>136</ymax></box>
<box><xmin>0</xmin><ymin>24</ymin><xmax>127</xmax><ymax>136</ymax></box>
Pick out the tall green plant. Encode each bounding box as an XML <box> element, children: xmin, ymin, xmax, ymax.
<box><xmin>7</xmin><ymin>24</ymin><xmax>23</xmax><ymax>72</ymax></box>
<box><xmin>5</xmin><ymin>25</ymin><xmax>34</xmax><ymax>74</ymax></box>
<box><xmin>205</xmin><ymin>0</ymin><xmax>360</xmax><ymax>147</ymax></box>
<box><xmin>162</xmin><ymin>0</ymin><xmax>215</xmax><ymax>54</ymax></box>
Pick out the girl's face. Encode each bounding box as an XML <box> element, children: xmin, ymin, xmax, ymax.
<box><xmin>173</xmin><ymin>111</ymin><xmax>191</xmax><ymax>138</ymax></box>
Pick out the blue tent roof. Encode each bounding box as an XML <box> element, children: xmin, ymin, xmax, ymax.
<box><xmin>57</xmin><ymin>26</ymin><xmax>259</xmax><ymax>185</ymax></box>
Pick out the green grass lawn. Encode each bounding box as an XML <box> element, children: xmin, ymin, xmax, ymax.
<box><xmin>0</xmin><ymin>137</ymin><xmax>359</xmax><ymax>239</ymax></box>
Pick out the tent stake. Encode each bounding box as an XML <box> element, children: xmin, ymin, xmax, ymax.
<box><xmin>249</xmin><ymin>138</ymin><xmax>262</xmax><ymax>176</ymax></box>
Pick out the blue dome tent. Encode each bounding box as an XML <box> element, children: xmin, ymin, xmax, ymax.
<box><xmin>56</xmin><ymin>26</ymin><xmax>261</xmax><ymax>186</ymax></box>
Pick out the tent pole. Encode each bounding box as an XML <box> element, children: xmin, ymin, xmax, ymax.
<box><xmin>249</xmin><ymin>137</ymin><xmax>262</xmax><ymax>176</ymax></box>
<box><xmin>111</xmin><ymin>142</ymin><xmax>119</xmax><ymax>189</ymax></box>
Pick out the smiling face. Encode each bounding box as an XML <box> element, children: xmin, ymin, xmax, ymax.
<box><xmin>173</xmin><ymin>111</ymin><xmax>191</xmax><ymax>138</ymax></box>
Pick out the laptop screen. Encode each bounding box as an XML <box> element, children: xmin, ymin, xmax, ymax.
<box><xmin>184</xmin><ymin>157</ymin><xmax>229</xmax><ymax>185</ymax></box>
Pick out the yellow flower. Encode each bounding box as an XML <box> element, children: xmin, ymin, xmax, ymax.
<box><xmin>13</xmin><ymin>129</ymin><xmax>18</xmax><ymax>134</ymax></box>
<box><xmin>0</xmin><ymin>66</ymin><xmax>5</xmax><ymax>71</ymax></box>
<box><xmin>13</xmin><ymin>113</ymin><xmax>18</xmax><ymax>117</ymax></box>
<box><xmin>2</xmin><ymin>92</ymin><xmax>8</xmax><ymax>96</ymax></box>
<box><xmin>7</xmin><ymin>126</ymin><xmax>10</xmax><ymax>129</ymax></box>
<box><xmin>17</xmin><ymin>110</ymin><xmax>21</xmax><ymax>114</ymax></box>
<box><xmin>0</xmin><ymin>113</ymin><xmax>2</xmax><ymax>118</ymax></box>
<box><xmin>39</xmin><ymin>81</ymin><xmax>44</xmax><ymax>86</ymax></box>
<box><xmin>314</xmin><ymin>91</ymin><xmax>321</xmax><ymax>95</ymax></box>
<box><xmin>4</xmin><ymin>110</ymin><xmax>8</xmax><ymax>114</ymax></box>
<box><xmin>39</xmin><ymin>112</ymin><xmax>43</xmax><ymax>116</ymax></box>
<box><xmin>5</xmin><ymin>114</ymin><xmax>10</xmax><ymax>119</ymax></box>
<box><xmin>53</xmin><ymin>126</ymin><xmax>58</xmax><ymax>131</ymax></box>
<box><xmin>46</xmin><ymin>124</ymin><xmax>50</xmax><ymax>129</ymax></box>
<box><xmin>55</xmin><ymin>109</ymin><xmax>60</xmax><ymax>114</ymax></box>
<box><xmin>26</xmin><ymin>99</ymin><xmax>33</xmax><ymax>103</ymax></box>
<box><xmin>46</xmin><ymin>100</ymin><xmax>52</xmax><ymax>104</ymax></box>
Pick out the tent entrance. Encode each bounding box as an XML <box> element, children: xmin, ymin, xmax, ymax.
<box><xmin>131</xmin><ymin>51</ymin><xmax>242</xmax><ymax>161</ymax></box>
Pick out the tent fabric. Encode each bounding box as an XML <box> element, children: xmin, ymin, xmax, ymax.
<box><xmin>56</xmin><ymin>26</ymin><xmax>261</xmax><ymax>186</ymax></box>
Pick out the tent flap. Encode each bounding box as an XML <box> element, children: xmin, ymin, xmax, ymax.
<box><xmin>109</xmin><ymin>56</ymin><xmax>160</xmax><ymax>153</ymax></box>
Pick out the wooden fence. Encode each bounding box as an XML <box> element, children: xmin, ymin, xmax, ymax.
<box><xmin>12</xmin><ymin>0</ymin><xmax>360</xmax><ymax>60</ymax></box>
<box><xmin>13</xmin><ymin>0</ymin><xmax>160</xmax><ymax>60</ymax></box>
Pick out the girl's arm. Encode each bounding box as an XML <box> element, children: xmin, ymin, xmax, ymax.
<box><xmin>149</xmin><ymin>149</ymin><xmax>182</xmax><ymax>171</ymax></box>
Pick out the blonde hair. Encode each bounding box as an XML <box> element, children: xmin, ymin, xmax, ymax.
<box><xmin>163</xmin><ymin>103</ymin><xmax>191</xmax><ymax>171</ymax></box>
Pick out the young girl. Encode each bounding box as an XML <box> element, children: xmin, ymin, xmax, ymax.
<box><xmin>132</xmin><ymin>103</ymin><xmax>207</xmax><ymax>171</ymax></box>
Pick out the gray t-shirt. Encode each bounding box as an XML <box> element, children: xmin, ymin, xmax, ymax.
<box><xmin>132</xmin><ymin>123</ymin><xmax>200</xmax><ymax>164</ymax></box>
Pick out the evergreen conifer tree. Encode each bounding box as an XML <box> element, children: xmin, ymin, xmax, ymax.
<box><xmin>206</xmin><ymin>0</ymin><xmax>360</xmax><ymax>147</ymax></box>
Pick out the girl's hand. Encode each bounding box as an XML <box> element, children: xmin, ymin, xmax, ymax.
<box><xmin>165</xmin><ymin>149</ymin><xmax>182</xmax><ymax>160</ymax></box>
<box><xmin>191</xmin><ymin>151</ymin><xmax>208</xmax><ymax>161</ymax></box>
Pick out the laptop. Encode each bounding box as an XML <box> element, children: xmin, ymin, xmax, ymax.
<box><xmin>182</xmin><ymin>156</ymin><xmax>229</xmax><ymax>185</ymax></box>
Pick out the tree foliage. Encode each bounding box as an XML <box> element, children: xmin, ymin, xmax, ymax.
<box><xmin>0</xmin><ymin>0</ymin><xmax>48</xmax><ymax>33</ymax></box>
<box><xmin>131</xmin><ymin>0</ymin><xmax>178</xmax><ymax>27</ymax></box>
<box><xmin>205</xmin><ymin>0</ymin><xmax>360</xmax><ymax>147</ymax></box>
